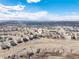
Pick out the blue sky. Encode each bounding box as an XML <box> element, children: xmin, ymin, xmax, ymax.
<box><xmin>0</xmin><ymin>0</ymin><xmax>79</xmax><ymax>21</ymax></box>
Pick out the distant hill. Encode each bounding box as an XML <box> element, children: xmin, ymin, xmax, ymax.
<box><xmin>0</xmin><ymin>20</ymin><xmax>79</xmax><ymax>27</ymax></box>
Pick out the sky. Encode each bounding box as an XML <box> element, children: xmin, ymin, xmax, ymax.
<box><xmin>0</xmin><ymin>0</ymin><xmax>79</xmax><ymax>21</ymax></box>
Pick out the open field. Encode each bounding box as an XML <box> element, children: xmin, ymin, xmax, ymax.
<box><xmin>1</xmin><ymin>38</ymin><xmax>79</xmax><ymax>59</ymax></box>
<box><xmin>0</xmin><ymin>22</ymin><xmax>79</xmax><ymax>59</ymax></box>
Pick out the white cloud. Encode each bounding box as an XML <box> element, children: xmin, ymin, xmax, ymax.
<box><xmin>0</xmin><ymin>4</ymin><xmax>79</xmax><ymax>21</ymax></box>
<box><xmin>47</xmin><ymin>14</ymin><xmax>79</xmax><ymax>21</ymax></box>
<box><xmin>0</xmin><ymin>4</ymin><xmax>47</xmax><ymax>20</ymax></box>
<box><xmin>27</xmin><ymin>0</ymin><xmax>41</xmax><ymax>3</ymax></box>
<box><xmin>0</xmin><ymin>4</ymin><xmax>48</xmax><ymax>21</ymax></box>
<box><xmin>0</xmin><ymin>4</ymin><xmax>25</xmax><ymax>12</ymax></box>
